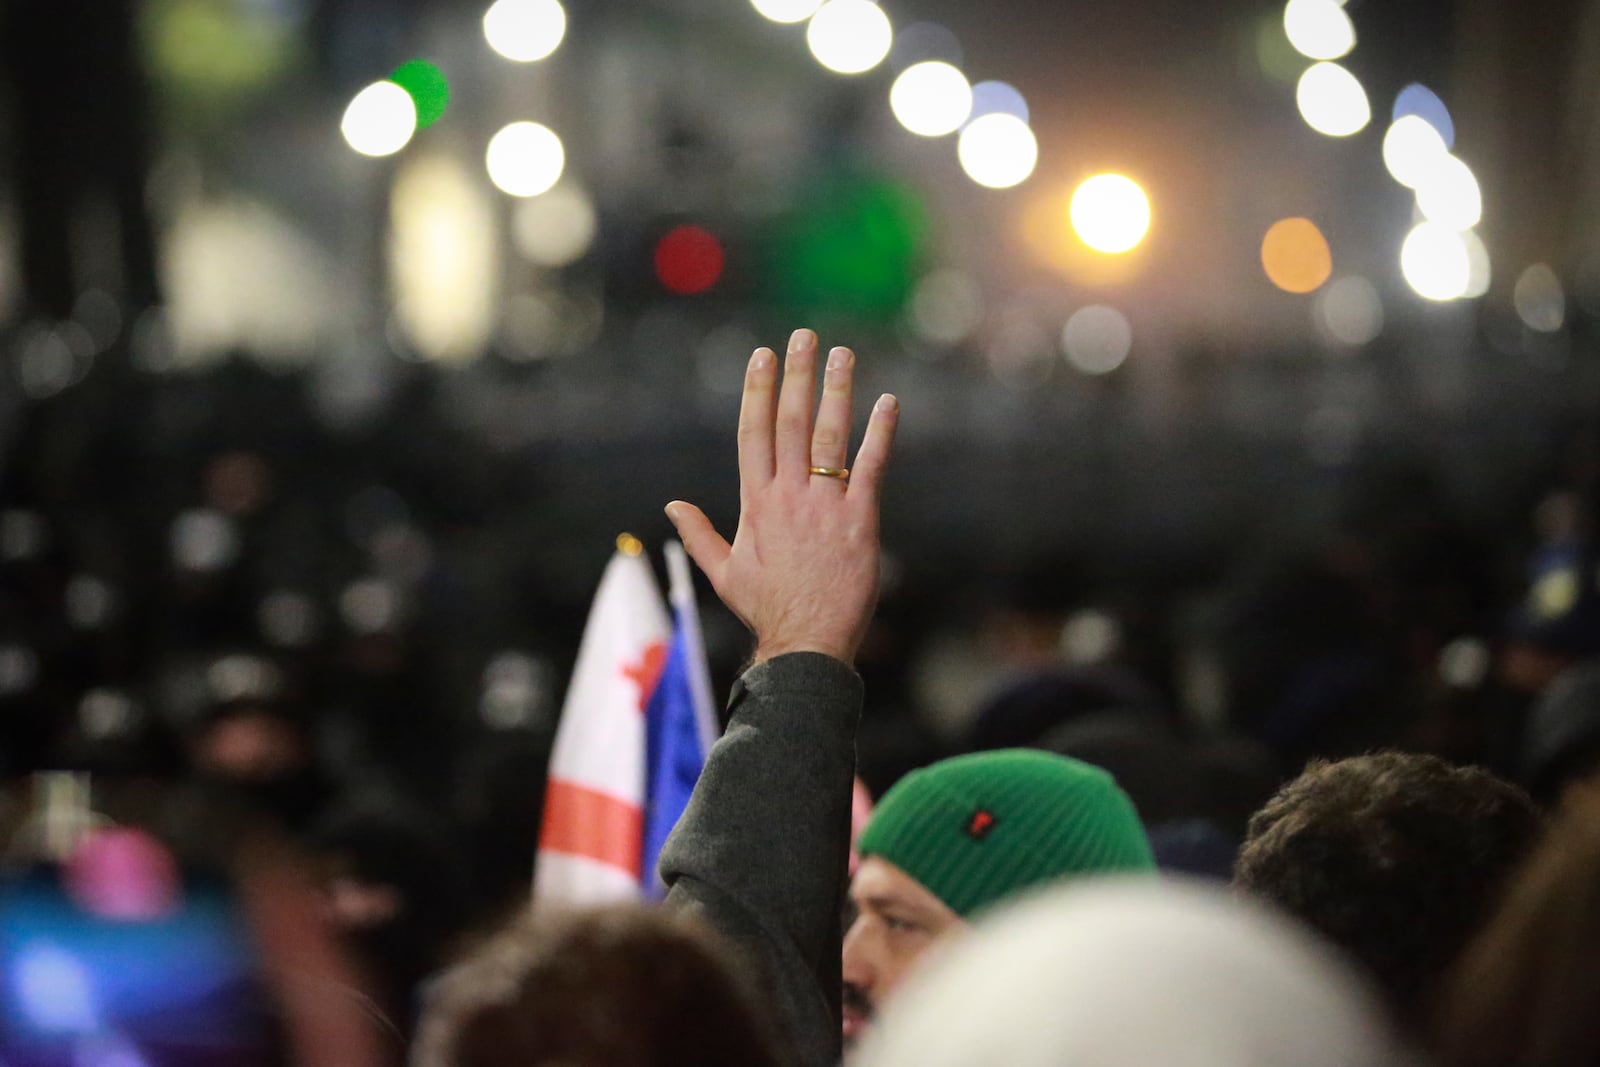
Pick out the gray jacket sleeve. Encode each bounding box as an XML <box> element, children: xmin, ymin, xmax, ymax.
<box><xmin>660</xmin><ymin>652</ymin><xmax>861</xmax><ymax>1067</ymax></box>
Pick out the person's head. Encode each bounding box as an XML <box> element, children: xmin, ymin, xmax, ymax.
<box><xmin>411</xmin><ymin>905</ymin><xmax>783</xmax><ymax>1067</ymax></box>
<box><xmin>855</xmin><ymin>879</ymin><xmax>1409</xmax><ymax>1067</ymax></box>
<box><xmin>1434</xmin><ymin>777</ymin><xmax>1600</xmax><ymax>1067</ymax></box>
<box><xmin>843</xmin><ymin>749</ymin><xmax>1154</xmax><ymax>1048</ymax></box>
<box><xmin>1234</xmin><ymin>751</ymin><xmax>1542</xmax><ymax>1027</ymax></box>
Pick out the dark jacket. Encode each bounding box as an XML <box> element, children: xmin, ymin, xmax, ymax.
<box><xmin>661</xmin><ymin>653</ymin><xmax>861</xmax><ymax>1067</ymax></box>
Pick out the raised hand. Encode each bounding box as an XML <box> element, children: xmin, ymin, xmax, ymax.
<box><xmin>666</xmin><ymin>328</ymin><xmax>898</xmax><ymax>667</ymax></box>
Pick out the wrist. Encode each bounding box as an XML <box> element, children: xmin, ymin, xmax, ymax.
<box><xmin>752</xmin><ymin>639</ymin><xmax>855</xmax><ymax>667</ymax></box>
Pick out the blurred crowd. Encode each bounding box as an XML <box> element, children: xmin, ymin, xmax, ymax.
<box><xmin>4</xmin><ymin>331</ymin><xmax>1600</xmax><ymax>1067</ymax></box>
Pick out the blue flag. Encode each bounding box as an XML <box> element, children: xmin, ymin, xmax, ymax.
<box><xmin>641</xmin><ymin>542</ymin><xmax>719</xmax><ymax>896</ymax></box>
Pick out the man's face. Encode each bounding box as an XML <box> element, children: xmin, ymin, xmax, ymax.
<box><xmin>841</xmin><ymin>855</ymin><xmax>963</xmax><ymax>1052</ymax></box>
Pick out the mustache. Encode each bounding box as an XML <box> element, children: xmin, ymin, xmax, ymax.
<box><xmin>842</xmin><ymin>982</ymin><xmax>874</xmax><ymax>1018</ymax></box>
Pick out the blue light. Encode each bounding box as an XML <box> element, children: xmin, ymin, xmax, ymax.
<box><xmin>968</xmin><ymin>80</ymin><xmax>1029</xmax><ymax>125</ymax></box>
<box><xmin>15</xmin><ymin>944</ymin><xmax>98</xmax><ymax>1033</ymax></box>
<box><xmin>1393</xmin><ymin>83</ymin><xmax>1455</xmax><ymax>148</ymax></box>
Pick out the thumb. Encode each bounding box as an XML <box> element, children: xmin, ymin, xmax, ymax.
<box><xmin>665</xmin><ymin>501</ymin><xmax>730</xmax><ymax>583</ymax></box>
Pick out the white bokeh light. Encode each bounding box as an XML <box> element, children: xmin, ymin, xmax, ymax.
<box><xmin>957</xmin><ymin>114</ymin><xmax>1038</xmax><ymax>189</ymax></box>
<box><xmin>341</xmin><ymin>81</ymin><xmax>417</xmax><ymax>157</ymax></box>
<box><xmin>751</xmin><ymin>0</ymin><xmax>823</xmax><ymax>23</ymax></box>
<box><xmin>1070</xmin><ymin>174</ymin><xmax>1152</xmax><ymax>254</ymax></box>
<box><xmin>1314</xmin><ymin>276</ymin><xmax>1384</xmax><ymax>346</ymax></box>
<box><xmin>486</xmin><ymin>122</ymin><xmax>565</xmax><ymax>197</ymax></box>
<box><xmin>1414</xmin><ymin>154</ymin><xmax>1482</xmax><ymax>230</ymax></box>
<box><xmin>1401</xmin><ymin>222</ymin><xmax>1471</xmax><ymax>302</ymax></box>
<box><xmin>1462</xmin><ymin>230</ymin><xmax>1492</xmax><ymax>298</ymax></box>
<box><xmin>1296</xmin><ymin>62</ymin><xmax>1370</xmax><ymax>137</ymax></box>
<box><xmin>1514</xmin><ymin>263</ymin><xmax>1566</xmax><ymax>333</ymax></box>
<box><xmin>390</xmin><ymin>153</ymin><xmax>498</xmax><ymax>362</ymax></box>
<box><xmin>807</xmin><ymin>0</ymin><xmax>893</xmax><ymax>75</ymax></box>
<box><xmin>482</xmin><ymin>0</ymin><xmax>567</xmax><ymax>62</ymax></box>
<box><xmin>890</xmin><ymin>61</ymin><xmax>972</xmax><ymax>137</ymax></box>
<box><xmin>1061</xmin><ymin>305</ymin><xmax>1133</xmax><ymax>374</ymax></box>
<box><xmin>909</xmin><ymin>269</ymin><xmax>984</xmax><ymax>346</ymax></box>
<box><xmin>513</xmin><ymin>182</ymin><xmax>598</xmax><ymax>267</ymax></box>
<box><xmin>1382</xmin><ymin>116</ymin><xmax>1448</xmax><ymax>188</ymax></box>
<box><xmin>1283</xmin><ymin>0</ymin><xmax>1356</xmax><ymax>60</ymax></box>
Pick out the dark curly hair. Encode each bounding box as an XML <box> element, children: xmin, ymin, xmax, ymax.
<box><xmin>412</xmin><ymin>905</ymin><xmax>784</xmax><ymax>1067</ymax></box>
<box><xmin>1233</xmin><ymin>751</ymin><xmax>1542</xmax><ymax>1027</ymax></box>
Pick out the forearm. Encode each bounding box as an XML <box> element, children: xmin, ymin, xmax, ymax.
<box><xmin>661</xmin><ymin>652</ymin><xmax>860</xmax><ymax>1063</ymax></box>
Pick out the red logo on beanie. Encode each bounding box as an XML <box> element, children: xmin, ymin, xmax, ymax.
<box><xmin>966</xmin><ymin>809</ymin><xmax>997</xmax><ymax>840</ymax></box>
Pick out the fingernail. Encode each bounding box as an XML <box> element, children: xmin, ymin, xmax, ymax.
<box><xmin>827</xmin><ymin>347</ymin><xmax>850</xmax><ymax>371</ymax></box>
<box><xmin>664</xmin><ymin>502</ymin><xmax>682</xmax><ymax>523</ymax></box>
<box><xmin>750</xmin><ymin>348</ymin><xmax>773</xmax><ymax>371</ymax></box>
<box><xmin>875</xmin><ymin>393</ymin><xmax>898</xmax><ymax>413</ymax></box>
<box><xmin>789</xmin><ymin>328</ymin><xmax>815</xmax><ymax>352</ymax></box>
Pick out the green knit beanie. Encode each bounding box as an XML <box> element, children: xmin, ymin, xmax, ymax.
<box><xmin>856</xmin><ymin>749</ymin><xmax>1155</xmax><ymax>918</ymax></box>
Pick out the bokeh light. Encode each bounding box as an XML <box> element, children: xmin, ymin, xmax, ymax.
<box><xmin>1381</xmin><ymin>115</ymin><xmax>1448</xmax><ymax>188</ymax></box>
<box><xmin>1439</xmin><ymin>636</ymin><xmax>1490</xmax><ymax>688</ymax></box>
<box><xmin>807</xmin><ymin>0</ymin><xmax>893</xmax><ymax>75</ymax></box>
<box><xmin>0</xmin><ymin>643</ymin><xmax>39</xmax><ymax>695</ymax></box>
<box><xmin>389</xmin><ymin>59</ymin><xmax>449</xmax><ymax>129</ymax></box>
<box><xmin>513</xmin><ymin>182</ymin><xmax>598</xmax><ymax>267</ymax></box>
<box><xmin>483</xmin><ymin>0</ymin><xmax>567</xmax><ymax>62</ymax></box>
<box><xmin>1314</xmin><ymin>276</ymin><xmax>1384</xmax><ymax>346</ymax></box>
<box><xmin>390</xmin><ymin>153</ymin><xmax>497</xmax><ymax>362</ymax></box>
<box><xmin>65</xmin><ymin>828</ymin><xmax>183</xmax><ymax>922</ymax></box>
<box><xmin>764</xmin><ymin>173</ymin><xmax>927</xmax><ymax>319</ymax></box>
<box><xmin>16</xmin><ymin>946</ymin><xmax>97</xmax><ymax>1033</ymax></box>
<box><xmin>65</xmin><ymin>575</ymin><xmax>117</xmax><ymax>630</ymax></box>
<box><xmin>1401</xmin><ymin>221</ymin><xmax>1471</xmax><ymax>301</ymax></box>
<box><xmin>1</xmin><ymin>509</ymin><xmax>47</xmax><ymax>562</ymax></box>
<box><xmin>1296</xmin><ymin>62</ymin><xmax>1370</xmax><ymax>137</ymax></box>
<box><xmin>340</xmin><ymin>81</ymin><xmax>416</xmax><ymax>157</ymax></box>
<box><xmin>172</xmin><ymin>509</ymin><xmax>239</xmax><ymax>572</ymax></box>
<box><xmin>655</xmin><ymin>225</ymin><xmax>726</xmax><ymax>295</ymax></box>
<box><xmin>890</xmin><ymin>61</ymin><xmax>972</xmax><ymax>137</ymax></box>
<box><xmin>486</xmin><ymin>121</ymin><xmax>565</xmax><ymax>197</ymax></box>
<box><xmin>1260</xmin><ymin>217</ymin><xmax>1333</xmax><ymax>293</ymax></box>
<box><xmin>1514</xmin><ymin>263</ymin><xmax>1566</xmax><ymax>333</ymax></box>
<box><xmin>751</xmin><ymin>0</ymin><xmax>823</xmax><ymax>24</ymax></box>
<box><xmin>341</xmin><ymin>578</ymin><xmax>403</xmax><ymax>634</ymax></box>
<box><xmin>1282</xmin><ymin>0</ymin><xmax>1355</xmax><ymax>60</ymax></box>
<box><xmin>1414</xmin><ymin>154</ymin><xmax>1482</xmax><ymax>230</ymax></box>
<box><xmin>1061</xmin><ymin>305</ymin><xmax>1133</xmax><ymax>374</ymax></box>
<box><xmin>957</xmin><ymin>114</ymin><xmax>1038</xmax><ymax>189</ymax></box>
<box><xmin>908</xmin><ymin>269</ymin><xmax>984</xmax><ymax>346</ymax></box>
<box><xmin>1069</xmin><ymin>174</ymin><xmax>1151</xmax><ymax>254</ymax></box>
<box><xmin>968</xmin><ymin>80</ymin><xmax>1029</xmax><ymax>123</ymax></box>
<box><xmin>1393</xmin><ymin>82</ymin><xmax>1455</xmax><ymax>147</ymax></box>
<box><xmin>1462</xmin><ymin>230</ymin><xmax>1492</xmax><ymax>298</ymax></box>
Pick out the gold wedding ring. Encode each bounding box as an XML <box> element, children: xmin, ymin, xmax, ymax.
<box><xmin>808</xmin><ymin>466</ymin><xmax>850</xmax><ymax>480</ymax></box>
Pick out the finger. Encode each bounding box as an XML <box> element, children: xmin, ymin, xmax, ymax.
<box><xmin>737</xmin><ymin>347</ymin><xmax>778</xmax><ymax>496</ymax></box>
<box><xmin>665</xmin><ymin>501</ymin><xmax>731</xmax><ymax>590</ymax></box>
<box><xmin>774</xmin><ymin>328</ymin><xmax>819</xmax><ymax>481</ymax></box>
<box><xmin>809</xmin><ymin>346</ymin><xmax>855</xmax><ymax>476</ymax></box>
<box><xmin>847</xmin><ymin>394</ymin><xmax>899</xmax><ymax>508</ymax></box>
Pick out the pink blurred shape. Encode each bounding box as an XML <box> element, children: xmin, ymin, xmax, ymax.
<box><xmin>65</xmin><ymin>827</ymin><xmax>182</xmax><ymax>921</ymax></box>
<box><xmin>851</xmin><ymin>777</ymin><xmax>874</xmax><ymax>877</ymax></box>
